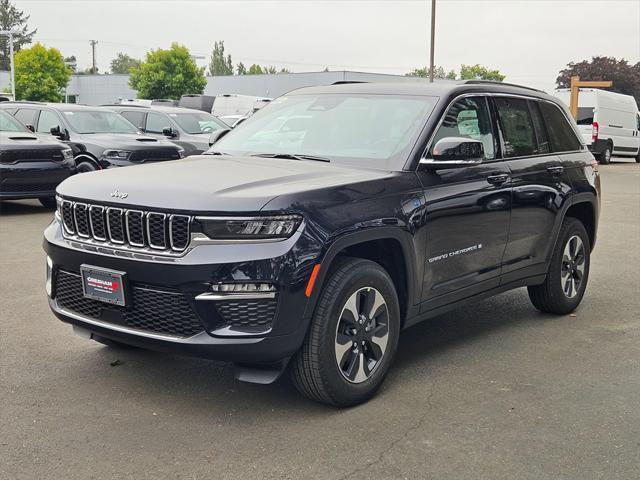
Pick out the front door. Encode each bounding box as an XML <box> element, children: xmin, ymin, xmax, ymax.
<box><xmin>417</xmin><ymin>96</ymin><xmax>511</xmax><ymax>306</ymax></box>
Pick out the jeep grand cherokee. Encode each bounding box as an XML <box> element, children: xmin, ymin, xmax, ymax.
<box><xmin>44</xmin><ymin>81</ymin><xmax>600</xmax><ymax>406</ymax></box>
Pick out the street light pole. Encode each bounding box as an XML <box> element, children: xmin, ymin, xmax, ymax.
<box><xmin>429</xmin><ymin>0</ymin><xmax>436</xmax><ymax>83</ymax></box>
<box><xmin>0</xmin><ymin>30</ymin><xmax>17</xmax><ymax>99</ymax></box>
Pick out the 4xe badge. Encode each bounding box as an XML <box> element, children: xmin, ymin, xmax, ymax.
<box><xmin>110</xmin><ymin>189</ymin><xmax>128</xmax><ymax>199</ymax></box>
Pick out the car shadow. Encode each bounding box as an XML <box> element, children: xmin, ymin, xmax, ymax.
<box><xmin>73</xmin><ymin>289</ymin><xmax>546</xmax><ymax>416</ymax></box>
<box><xmin>0</xmin><ymin>199</ymin><xmax>55</xmax><ymax>216</ymax></box>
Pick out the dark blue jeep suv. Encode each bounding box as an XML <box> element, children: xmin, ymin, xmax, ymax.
<box><xmin>44</xmin><ymin>81</ymin><xmax>600</xmax><ymax>406</ymax></box>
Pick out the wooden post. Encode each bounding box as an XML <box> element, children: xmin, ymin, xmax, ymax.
<box><xmin>569</xmin><ymin>75</ymin><xmax>613</xmax><ymax>119</ymax></box>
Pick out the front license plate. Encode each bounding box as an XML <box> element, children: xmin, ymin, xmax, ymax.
<box><xmin>81</xmin><ymin>265</ymin><xmax>127</xmax><ymax>307</ymax></box>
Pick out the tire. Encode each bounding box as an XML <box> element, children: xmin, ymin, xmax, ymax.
<box><xmin>528</xmin><ymin>217</ymin><xmax>591</xmax><ymax>315</ymax></box>
<box><xmin>635</xmin><ymin>152</ymin><xmax>640</xmax><ymax>163</ymax></box>
<box><xmin>76</xmin><ymin>160</ymin><xmax>98</xmax><ymax>173</ymax></box>
<box><xmin>39</xmin><ymin>196</ymin><xmax>57</xmax><ymax>208</ymax></box>
<box><xmin>598</xmin><ymin>144</ymin><xmax>612</xmax><ymax>165</ymax></box>
<box><xmin>290</xmin><ymin>257</ymin><xmax>401</xmax><ymax>407</ymax></box>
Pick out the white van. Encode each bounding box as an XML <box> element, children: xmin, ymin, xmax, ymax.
<box><xmin>555</xmin><ymin>88</ymin><xmax>640</xmax><ymax>164</ymax></box>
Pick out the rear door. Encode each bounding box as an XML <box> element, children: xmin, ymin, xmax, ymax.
<box><xmin>499</xmin><ymin>97</ymin><xmax>574</xmax><ymax>282</ymax></box>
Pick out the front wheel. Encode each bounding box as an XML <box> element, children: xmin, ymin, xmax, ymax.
<box><xmin>76</xmin><ymin>160</ymin><xmax>98</xmax><ymax>173</ymax></box>
<box><xmin>290</xmin><ymin>257</ymin><xmax>400</xmax><ymax>407</ymax></box>
<box><xmin>528</xmin><ymin>218</ymin><xmax>591</xmax><ymax>314</ymax></box>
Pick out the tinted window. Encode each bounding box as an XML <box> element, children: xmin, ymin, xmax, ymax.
<box><xmin>576</xmin><ymin>107</ymin><xmax>594</xmax><ymax>125</ymax></box>
<box><xmin>495</xmin><ymin>97</ymin><xmax>536</xmax><ymax>158</ymax></box>
<box><xmin>121</xmin><ymin>111</ymin><xmax>146</xmax><ymax>130</ymax></box>
<box><xmin>37</xmin><ymin>110</ymin><xmax>60</xmax><ymax>133</ymax></box>
<box><xmin>145</xmin><ymin>112</ymin><xmax>169</xmax><ymax>134</ymax></box>
<box><xmin>0</xmin><ymin>110</ymin><xmax>28</xmax><ymax>132</ymax></box>
<box><xmin>169</xmin><ymin>111</ymin><xmax>226</xmax><ymax>134</ymax></box>
<box><xmin>538</xmin><ymin>102</ymin><xmax>581</xmax><ymax>152</ymax></box>
<box><xmin>529</xmin><ymin>101</ymin><xmax>551</xmax><ymax>154</ymax></box>
<box><xmin>14</xmin><ymin>108</ymin><xmax>38</xmax><ymax>127</ymax></box>
<box><xmin>430</xmin><ymin>96</ymin><xmax>495</xmax><ymax>160</ymax></box>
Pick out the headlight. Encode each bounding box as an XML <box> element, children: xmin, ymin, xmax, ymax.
<box><xmin>103</xmin><ymin>149</ymin><xmax>132</xmax><ymax>160</ymax></box>
<box><xmin>198</xmin><ymin>215</ymin><xmax>302</xmax><ymax>240</ymax></box>
<box><xmin>62</xmin><ymin>148</ymin><xmax>73</xmax><ymax>160</ymax></box>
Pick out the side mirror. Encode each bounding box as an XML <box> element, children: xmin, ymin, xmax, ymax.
<box><xmin>25</xmin><ymin>124</ymin><xmax>35</xmax><ymax>132</ymax></box>
<box><xmin>162</xmin><ymin>126</ymin><xmax>177</xmax><ymax>138</ymax></box>
<box><xmin>208</xmin><ymin>128</ymin><xmax>231</xmax><ymax>146</ymax></box>
<box><xmin>420</xmin><ymin>137</ymin><xmax>484</xmax><ymax>169</ymax></box>
<box><xmin>50</xmin><ymin>125</ymin><xmax>68</xmax><ymax>140</ymax></box>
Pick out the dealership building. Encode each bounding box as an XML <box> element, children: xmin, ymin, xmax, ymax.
<box><xmin>0</xmin><ymin>70</ymin><xmax>427</xmax><ymax>105</ymax></box>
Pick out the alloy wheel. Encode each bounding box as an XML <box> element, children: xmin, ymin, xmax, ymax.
<box><xmin>334</xmin><ymin>287</ymin><xmax>389</xmax><ymax>384</ymax></box>
<box><xmin>561</xmin><ymin>235</ymin><xmax>586</xmax><ymax>298</ymax></box>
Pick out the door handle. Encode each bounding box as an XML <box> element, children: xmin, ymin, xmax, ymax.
<box><xmin>547</xmin><ymin>166</ymin><xmax>564</xmax><ymax>175</ymax></box>
<box><xmin>486</xmin><ymin>173</ymin><xmax>509</xmax><ymax>185</ymax></box>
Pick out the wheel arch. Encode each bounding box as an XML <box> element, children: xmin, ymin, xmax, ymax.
<box><xmin>74</xmin><ymin>152</ymin><xmax>100</xmax><ymax>170</ymax></box>
<box><xmin>303</xmin><ymin>227</ymin><xmax>418</xmax><ymax>327</ymax></box>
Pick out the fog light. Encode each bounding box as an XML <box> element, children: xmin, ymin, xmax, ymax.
<box><xmin>210</xmin><ymin>283</ymin><xmax>276</xmax><ymax>293</ymax></box>
<box><xmin>45</xmin><ymin>256</ymin><xmax>53</xmax><ymax>298</ymax></box>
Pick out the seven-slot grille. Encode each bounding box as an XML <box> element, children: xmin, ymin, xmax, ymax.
<box><xmin>59</xmin><ymin>199</ymin><xmax>191</xmax><ymax>253</ymax></box>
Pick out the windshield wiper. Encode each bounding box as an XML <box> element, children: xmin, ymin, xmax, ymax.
<box><xmin>250</xmin><ymin>153</ymin><xmax>330</xmax><ymax>163</ymax></box>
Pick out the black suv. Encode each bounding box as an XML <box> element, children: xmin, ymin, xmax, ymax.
<box><xmin>44</xmin><ymin>82</ymin><xmax>600</xmax><ymax>406</ymax></box>
<box><xmin>0</xmin><ymin>103</ymin><xmax>183</xmax><ymax>172</ymax></box>
<box><xmin>107</xmin><ymin>105</ymin><xmax>229</xmax><ymax>156</ymax></box>
<box><xmin>0</xmin><ymin>110</ymin><xmax>75</xmax><ymax>207</ymax></box>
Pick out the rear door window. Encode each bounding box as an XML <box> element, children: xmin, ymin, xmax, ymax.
<box><xmin>538</xmin><ymin>102</ymin><xmax>582</xmax><ymax>152</ymax></box>
<box><xmin>494</xmin><ymin>97</ymin><xmax>536</xmax><ymax>158</ymax></box>
<box><xmin>576</xmin><ymin>107</ymin><xmax>594</xmax><ymax>125</ymax></box>
<box><xmin>528</xmin><ymin>101</ymin><xmax>551</xmax><ymax>154</ymax></box>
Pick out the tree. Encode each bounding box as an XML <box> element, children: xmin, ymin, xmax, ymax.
<box><xmin>129</xmin><ymin>43</ymin><xmax>207</xmax><ymax>99</ymax></box>
<box><xmin>209</xmin><ymin>40</ymin><xmax>233</xmax><ymax>76</ymax></box>
<box><xmin>0</xmin><ymin>0</ymin><xmax>37</xmax><ymax>70</ymax></box>
<box><xmin>236</xmin><ymin>61</ymin><xmax>247</xmax><ymax>75</ymax></box>
<box><xmin>247</xmin><ymin>64</ymin><xmax>263</xmax><ymax>75</ymax></box>
<box><xmin>110</xmin><ymin>52</ymin><xmax>141</xmax><ymax>74</ymax></box>
<box><xmin>406</xmin><ymin>65</ymin><xmax>456</xmax><ymax>79</ymax></box>
<box><xmin>14</xmin><ymin>43</ymin><xmax>71</xmax><ymax>101</ymax></box>
<box><xmin>63</xmin><ymin>55</ymin><xmax>77</xmax><ymax>73</ymax></box>
<box><xmin>556</xmin><ymin>56</ymin><xmax>640</xmax><ymax>105</ymax></box>
<box><xmin>459</xmin><ymin>64</ymin><xmax>505</xmax><ymax>81</ymax></box>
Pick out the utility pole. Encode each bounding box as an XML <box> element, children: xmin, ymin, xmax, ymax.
<box><xmin>89</xmin><ymin>40</ymin><xmax>98</xmax><ymax>74</ymax></box>
<box><xmin>0</xmin><ymin>30</ymin><xmax>17</xmax><ymax>99</ymax></box>
<box><xmin>569</xmin><ymin>75</ymin><xmax>612</xmax><ymax>119</ymax></box>
<box><xmin>429</xmin><ymin>0</ymin><xmax>436</xmax><ymax>83</ymax></box>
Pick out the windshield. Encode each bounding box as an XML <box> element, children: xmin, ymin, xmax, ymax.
<box><xmin>213</xmin><ymin>93</ymin><xmax>437</xmax><ymax>169</ymax></box>
<box><xmin>63</xmin><ymin>110</ymin><xmax>139</xmax><ymax>134</ymax></box>
<box><xmin>0</xmin><ymin>110</ymin><xmax>28</xmax><ymax>132</ymax></box>
<box><xmin>576</xmin><ymin>107</ymin><xmax>594</xmax><ymax>126</ymax></box>
<box><xmin>169</xmin><ymin>111</ymin><xmax>227</xmax><ymax>134</ymax></box>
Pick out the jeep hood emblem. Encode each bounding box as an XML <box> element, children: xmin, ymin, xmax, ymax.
<box><xmin>110</xmin><ymin>189</ymin><xmax>128</xmax><ymax>199</ymax></box>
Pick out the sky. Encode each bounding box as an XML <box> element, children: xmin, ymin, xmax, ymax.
<box><xmin>15</xmin><ymin>0</ymin><xmax>640</xmax><ymax>93</ymax></box>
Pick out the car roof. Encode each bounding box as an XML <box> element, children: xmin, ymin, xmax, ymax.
<box><xmin>0</xmin><ymin>102</ymin><xmax>113</xmax><ymax>112</ymax></box>
<box><xmin>108</xmin><ymin>104</ymin><xmax>211</xmax><ymax>114</ymax></box>
<box><xmin>288</xmin><ymin>80</ymin><xmax>555</xmax><ymax>102</ymax></box>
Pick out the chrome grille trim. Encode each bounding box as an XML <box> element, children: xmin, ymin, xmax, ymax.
<box><xmin>146</xmin><ymin>212</ymin><xmax>167</xmax><ymax>250</ymax></box>
<box><xmin>88</xmin><ymin>205</ymin><xmax>106</xmax><ymax>241</ymax></box>
<box><xmin>125</xmin><ymin>210</ymin><xmax>146</xmax><ymax>247</ymax></box>
<box><xmin>73</xmin><ymin>203</ymin><xmax>90</xmax><ymax>238</ymax></box>
<box><xmin>59</xmin><ymin>199</ymin><xmax>192</xmax><ymax>256</ymax></box>
<box><xmin>169</xmin><ymin>214</ymin><xmax>191</xmax><ymax>251</ymax></box>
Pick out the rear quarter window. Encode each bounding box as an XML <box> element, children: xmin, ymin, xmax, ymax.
<box><xmin>538</xmin><ymin>102</ymin><xmax>582</xmax><ymax>152</ymax></box>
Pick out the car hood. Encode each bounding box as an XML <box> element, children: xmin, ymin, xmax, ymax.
<box><xmin>75</xmin><ymin>133</ymin><xmax>173</xmax><ymax>150</ymax></box>
<box><xmin>0</xmin><ymin>131</ymin><xmax>65</xmax><ymax>147</ymax></box>
<box><xmin>57</xmin><ymin>155</ymin><xmax>393</xmax><ymax>212</ymax></box>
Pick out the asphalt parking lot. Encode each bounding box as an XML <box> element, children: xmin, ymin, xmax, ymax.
<box><xmin>1</xmin><ymin>159</ymin><xmax>639</xmax><ymax>480</ymax></box>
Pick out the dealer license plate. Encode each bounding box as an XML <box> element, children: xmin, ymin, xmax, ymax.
<box><xmin>80</xmin><ymin>265</ymin><xmax>127</xmax><ymax>307</ymax></box>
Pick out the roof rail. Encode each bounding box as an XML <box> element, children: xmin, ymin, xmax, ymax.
<box><xmin>331</xmin><ymin>81</ymin><xmax>370</xmax><ymax>85</ymax></box>
<box><xmin>0</xmin><ymin>100</ymin><xmax>47</xmax><ymax>105</ymax></box>
<box><xmin>461</xmin><ymin>80</ymin><xmax>545</xmax><ymax>93</ymax></box>
<box><xmin>100</xmin><ymin>103</ymin><xmax>148</xmax><ymax>108</ymax></box>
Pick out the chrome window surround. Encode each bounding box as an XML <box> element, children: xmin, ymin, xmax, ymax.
<box><xmin>418</xmin><ymin>92</ymin><xmax>586</xmax><ymax>167</ymax></box>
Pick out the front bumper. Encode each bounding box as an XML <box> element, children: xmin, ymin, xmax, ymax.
<box><xmin>0</xmin><ymin>161</ymin><xmax>74</xmax><ymax>200</ymax></box>
<box><xmin>44</xmin><ymin>219</ymin><xmax>319</xmax><ymax>363</ymax></box>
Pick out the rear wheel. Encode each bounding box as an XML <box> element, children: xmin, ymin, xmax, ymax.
<box><xmin>528</xmin><ymin>218</ymin><xmax>590</xmax><ymax>314</ymax></box>
<box><xmin>290</xmin><ymin>257</ymin><xmax>400</xmax><ymax>407</ymax></box>
<box><xmin>39</xmin><ymin>196</ymin><xmax>56</xmax><ymax>208</ymax></box>
<box><xmin>599</xmin><ymin>144</ymin><xmax>612</xmax><ymax>164</ymax></box>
